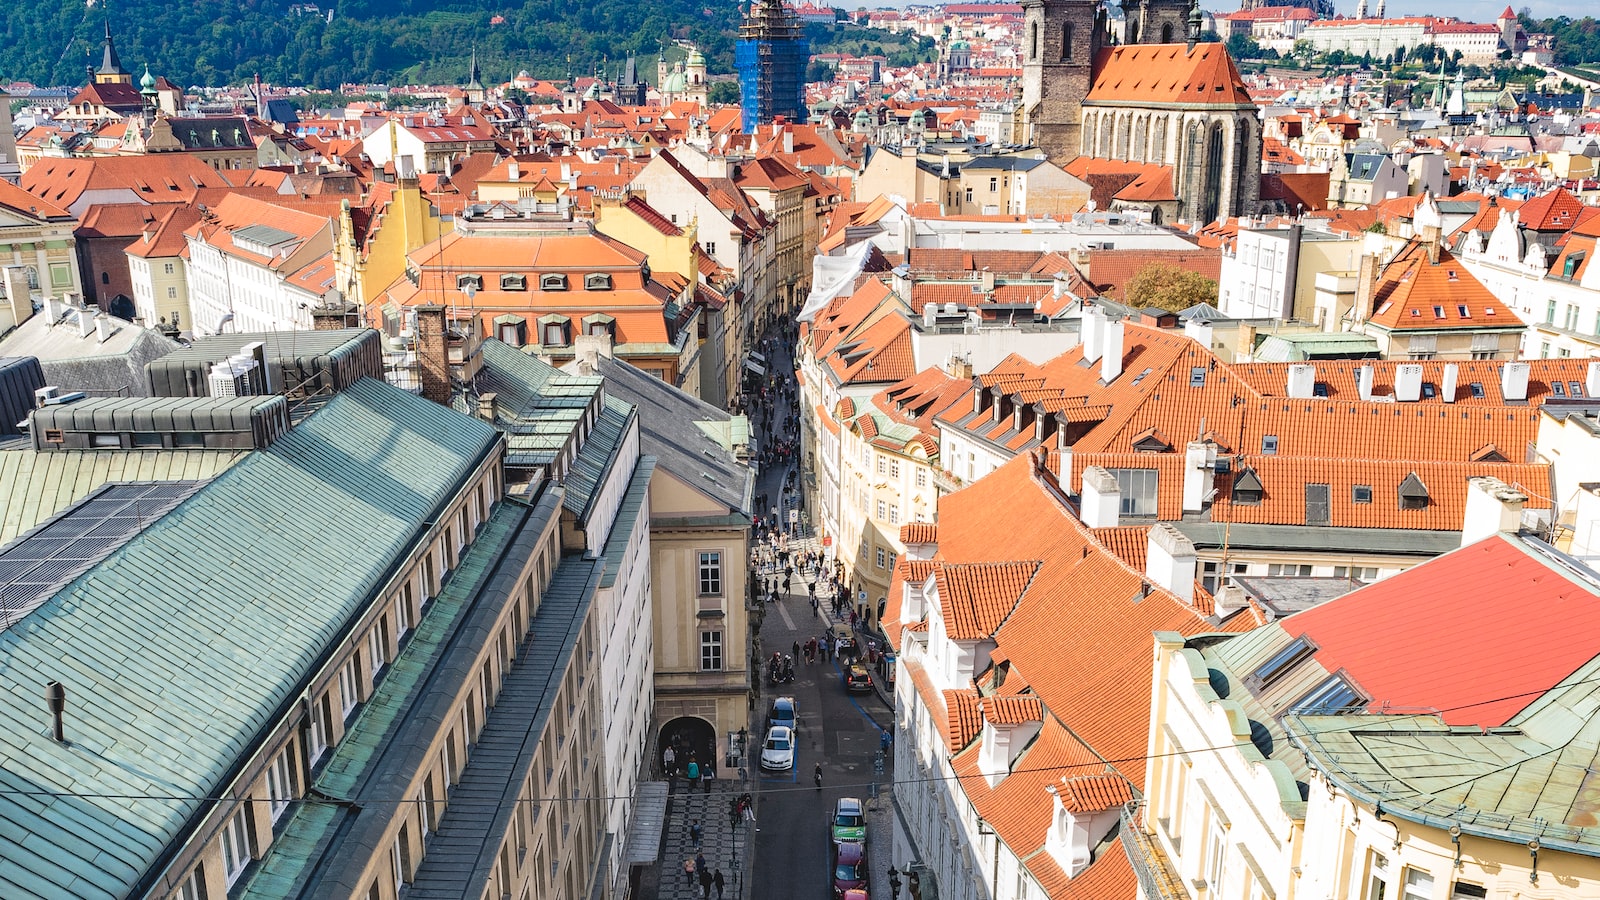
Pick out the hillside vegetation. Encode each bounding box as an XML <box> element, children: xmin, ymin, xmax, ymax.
<box><xmin>3</xmin><ymin>0</ymin><xmax>741</xmax><ymax>89</ymax></box>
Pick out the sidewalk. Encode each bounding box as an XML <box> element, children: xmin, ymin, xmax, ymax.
<box><xmin>649</xmin><ymin>776</ymin><xmax>753</xmax><ymax>900</ymax></box>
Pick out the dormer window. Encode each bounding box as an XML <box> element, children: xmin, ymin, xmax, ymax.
<box><xmin>1398</xmin><ymin>471</ymin><xmax>1429</xmax><ymax>510</ymax></box>
<box><xmin>540</xmin><ymin>273</ymin><xmax>569</xmax><ymax>291</ymax></box>
<box><xmin>539</xmin><ymin>314</ymin><xmax>571</xmax><ymax>347</ymax></box>
<box><xmin>500</xmin><ymin>273</ymin><xmax>527</xmax><ymax>291</ymax></box>
<box><xmin>582</xmin><ymin>312</ymin><xmax>616</xmax><ymax>339</ymax></box>
<box><xmin>1233</xmin><ymin>467</ymin><xmax>1263</xmax><ymax>505</ymax></box>
<box><xmin>456</xmin><ymin>273</ymin><xmax>483</xmax><ymax>291</ymax></box>
<box><xmin>584</xmin><ymin>272</ymin><xmax>613</xmax><ymax>290</ymax></box>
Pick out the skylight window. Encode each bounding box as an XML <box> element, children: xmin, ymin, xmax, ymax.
<box><xmin>1352</xmin><ymin>484</ymin><xmax>1372</xmax><ymax>503</ymax></box>
<box><xmin>1571</xmin><ymin>381</ymin><xmax>1585</xmax><ymax>397</ymax></box>
<box><xmin>1247</xmin><ymin>636</ymin><xmax>1317</xmax><ymax>690</ymax></box>
<box><xmin>1457</xmin><ymin>304</ymin><xmax>1470</xmax><ymax>317</ymax></box>
<box><xmin>1553</xmin><ymin>381</ymin><xmax>1566</xmax><ymax>396</ymax></box>
<box><xmin>1190</xmin><ymin>367</ymin><xmax>1206</xmax><ymax>388</ymax></box>
<box><xmin>1261</xmin><ymin>435</ymin><xmax>1278</xmax><ymax>455</ymax></box>
<box><xmin>1291</xmin><ymin>674</ymin><xmax>1367</xmax><ymax>714</ymax></box>
<box><xmin>1433</xmin><ymin>305</ymin><xmax>1445</xmax><ymax>319</ymax></box>
<box><xmin>1469</xmin><ymin>382</ymin><xmax>1485</xmax><ymax>398</ymax></box>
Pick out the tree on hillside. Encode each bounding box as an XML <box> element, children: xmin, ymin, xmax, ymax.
<box><xmin>1226</xmin><ymin>34</ymin><xmax>1262</xmax><ymax>60</ymax></box>
<box><xmin>1124</xmin><ymin>263</ymin><xmax>1219</xmax><ymax>313</ymax></box>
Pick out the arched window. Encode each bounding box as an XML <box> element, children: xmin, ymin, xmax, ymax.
<box><xmin>1202</xmin><ymin>123</ymin><xmax>1226</xmax><ymax>224</ymax></box>
<box><xmin>1030</xmin><ymin>22</ymin><xmax>1039</xmax><ymax>61</ymax></box>
<box><xmin>1162</xmin><ymin>23</ymin><xmax>1174</xmax><ymax>44</ymax></box>
<box><xmin>1061</xmin><ymin>24</ymin><xmax>1073</xmax><ymax>61</ymax></box>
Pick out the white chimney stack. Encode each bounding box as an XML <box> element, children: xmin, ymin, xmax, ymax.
<box><xmin>507</xmin><ymin>159</ymin><xmax>520</xmax><ymax>181</ymax></box>
<box><xmin>1182</xmin><ymin>441</ymin><xmax>1212</xmax><ymax>514</ymax></box>
<box><xmin>1461</xmin><ymin>476</ymin><xmax>1526</xmax><ymax>547</ymax></box>
<box><xmin>78</xmin><ymin>308</ymin><xmax>96</xmax><ymax>338</ymax></box>
<box><xmin>94</xmin><ymin>314</ymin><xmax>113</xmax><ymax>343</ymax></box>
<box><xmin>1079</xmin><ymin>466</ymin><xmax>1121</xmax><ymax>528</ymax></box>
<box><xmin>1441</xmin><ymin>363</ymin><xmax>1458</xmax><ymax>403</ymax></box>
<box><xmin>1587</xmin><ymin>361</ymin><xmax>1600</xmax><ymax>400</ymax></box>
<box><xmin>1357</xmin><ymin>364</ymin><xmax>1374</xmax><ymax>401</ymax></box>
<box><xmin>1100</xmin><ymin>321</ymin><xmax>1125</xmax><ymax>383</ymax></box>
<box><xmin>923</xmin><ymin>303</ymin><xmax>937</xmax><ymax>327</ymax></box>
<box><xmin>1394</xmin><ymin>363</ymin><xmax>1423</xmax><ymax>402</ymax></box>
<box><xmin>1082</xmin><ymin>308</ymin><xmax>1106</xmax><ymax>363</ymax></box>
<box><xmin>1501</xmin><ymin>362</ymin><xmax>1530</xmax><ymax>402</ymax></box>
<box><xmin>43</xmin><ymin>297</ymin><xmax>60</xmax><ymax>324</ymax></box>
<box><xmin>1287</xmin><ymin>363</ymin><xmax>1316</xmax><ymax>399</ymax></box>
<box><xmin>1146</xmin><ymin>523</ymin><xmax>1197</xmax><ymax>603</ymax></box>
<box><xmin>783</xmin><ymin>127</ymin><xmax>794</xmax><ymax>155</ymax></box>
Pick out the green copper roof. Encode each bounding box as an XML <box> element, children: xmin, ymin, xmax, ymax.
<box><xmin>0</xmin><ymin>378</ymin><xmax>497</xmax><ymax>900</ymax></box>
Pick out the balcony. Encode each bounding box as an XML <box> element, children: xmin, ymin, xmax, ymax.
<box><xmin>1119</xmin><ymin>802</ymin><xmax>1188</xmax><ymax>900</ymax></box>
<box><xmin>931</xmin><ymin>467</ymin><xmax>965</xmax><ymax>494</ymax></box>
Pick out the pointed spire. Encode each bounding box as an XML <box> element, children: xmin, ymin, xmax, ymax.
<box><xmin>97</xmin><ymin>14</ymin><xmax>127</xmax><ymax>79</ymax></box>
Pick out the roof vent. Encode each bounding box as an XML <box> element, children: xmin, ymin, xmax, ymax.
<box><xmin>44</xmin><ymin>681</ymin><xmax>66</xmax><ymax>743</ymax></box>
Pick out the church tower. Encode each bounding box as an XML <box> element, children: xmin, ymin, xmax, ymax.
<box><xmin>1020</xmin><ymin>0</ymin><xmax>1103</xmax><ymax>162</ymax></box>
<box><xmin>94</xmin><ymin>20</ymin><xmax>131</xmax><ymax>85</ymax></box>
<box><xmin>1125</xmin><ymin>0</ymin><xmax>1194</xmax><ymax>45</ymax></box>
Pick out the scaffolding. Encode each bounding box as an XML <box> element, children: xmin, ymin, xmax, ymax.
<box><xmin>736</xmin><ymin>0</ymin><xmax>808</xmax><ymax>133</ymax></box>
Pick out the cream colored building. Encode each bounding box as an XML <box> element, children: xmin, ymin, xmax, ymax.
<box><xmin>1139</xmin><ymin>524</ymin><xmax>1600</xmax><ymax>900</ymax></box>
<box><xmin>0</xmin><ymin>179</ymin><xmax>82</xmax><ymax>309</ymax></box>
<box><xmin>591</xmin><ymin>355</ymin><xmax>756</xmax><ymax>763</ymax></box>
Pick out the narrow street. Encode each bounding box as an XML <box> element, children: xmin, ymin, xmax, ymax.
<box><xmin>743</xmin><ymin>327</ymin><xmax>898</xmax><ymax>900</ymax></box>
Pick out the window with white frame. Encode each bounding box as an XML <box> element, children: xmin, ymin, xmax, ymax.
<box><xmin>698</xmin><ymin>551</ymin><xmax>723</xmax><ymax>596</ymax></box>
<box><xmin>889</xmin><ymin>504</ymin><xmax>899</xmax><ymax>524</ymax></box>
<box><xmin>394</xmin><ymin>589</ymin><xmax>414</xmax><ymax>641</ymax></box>
<box><xmin>916</xmin><ymin>469</ymin><xmax>927</xmax><ymax>488</ymax></box>
<box><xmin>1109</xmin><ymin>468</ymin><xmax>1159</xmax><ymax>517</ymax></box>
<box><xmin>368</xmin><ymin>625</ymin><xmax>388</xmax><ymax>681</ymax></box>
<box><xmin>308</xmin><ymin>695</ymin><xmax>330</xmax><ymax>764</ymax></box>
<box><xmin>889</xmin><ymin>459</ymin><xmax>900</xmax><ymax>478</ymax></box>
<box><xmin>1205</xmin><ymin>816</ymin><xmax>1227</xmax><ymax>894</ymax></box>
<box><xmin>266</xmin><ymin>750</ymin><xmax>296</xmax><ymax>823</ymax></box>
<box><xmin>700</xmin><ymin>630</ymin><xmax>723</xmax><ymax>671</ymax></box>
<box><xmin>876</xmin><ymin>500</ymin><xmax>886</xmax><ymax>520</ymax></box>
<box><xmin>176</xmin><ymin>865</ymin><xmax>206</xmax><ymax>900</ymax></box>
<box><xmin>221</xmin><ymin>808</ymin><xmax>253</xmax><ymax>886</ymax></box>
<box><xmin>1401</xmin><ymin>868</ymin><xmax>1433</xmax><ymax>900</ymax></box>
<box><xmin>1365</xmin><ymin>850</ymin><xmax>1391</xmax><ymax>900</ymax></box>
<box><xmin>339</xmin><ymin>657</ymin><xmax>360</xmax><ymax>718</ymax></box>
<box><xmin>876</xmin><ymin>548</ymin><xmax>886</xmax><ymax>568</ymax></box>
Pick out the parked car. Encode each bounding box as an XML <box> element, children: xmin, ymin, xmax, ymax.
<box><xmin>833</xmin><ymin>841</ymin><xmax>867</xmax><ymax>896</ymax></box>
<box><xmin>768</xmin><ymin>695</ymin><xmax>797</xmax><ymax>733</ymax></box>
<box><xmin>832</xmin><ymin>839</ymin><xmax>870</xmax><ymax>890</ymax></box>
<box><xmin>830</xmin><ymin>796</ymin><xmax>866</xmax><ymax>844</ymax></box>
<box><xmin>843</xmin><ymin>662</ymin><xmax>872</xmax><ymax>693</ymax></box>
<box><xmin>829</xmin><ymin>624</ymin><xmax>858</xmax><ymax>658</ymax></box>
<box><xmin>759</xmin><ymin>725</ymin><xmax>795</xmax><ymax>772</ymax></box>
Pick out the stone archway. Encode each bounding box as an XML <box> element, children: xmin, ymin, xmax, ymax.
<box><xmin>658</xmin><ymin>716</ymin><xmax>718</xmax><ymax>776</ymax></box>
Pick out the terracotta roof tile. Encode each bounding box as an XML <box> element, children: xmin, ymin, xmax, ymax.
<box><xmin>1057</xmin><ymin>773</ymin><xmax>1134</xmax><ymax>813</ymax></box>
<box><xmin>982</xmin><ymin>695</ymin><xmax>1043</xmax><ymax>725</ymax></box>
<box><xmin>935</xmin><ymin>560</ymin><xmax>1039</xmax><ymax>640</ymax></box>
<box><xmin>900</xmin><ymin>523</ymin><xmax>938</xmax><ymax>544</ymax></box>
<box><xmin>1085</xmin><ymin>43</ymin><xmax>1252</xmax><ymax>107</ymax></box>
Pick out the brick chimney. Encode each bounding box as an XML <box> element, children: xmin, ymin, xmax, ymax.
<box><xmin>415</xmin><ymin>304</ymin><xmax>452</xmax><ymax>406</ymax></box>
<box><xmin>1354</xmin><ymin>253</ymin><xmax>1381</xmax><ymax>323</ymax></box>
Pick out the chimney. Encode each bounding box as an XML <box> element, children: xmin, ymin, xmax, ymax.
<box><xmin>1146</xmin><ymin>523</ymin><xmax>1197</xmax><ymax>604</ymax></box>
<box><xmin>1460</xmin><ymin>476</ymin><xmax>1526</xmax><ymax>547</ymax></box>
<box><xmin>1182</xmin><ymin>441</ymin><xmax>1214</xmax><ymax>514</ymax></box>
<box><xmin>43</xmin><ymin>296</ymin><xmax>60</xmax><ymax>324</ymax></box>
<box><xmin>1422</xmin><ymin>224</ymin><xmax>1441</xmax><ymax>265</ymax></box>
<box><xmin>507</xmin><ymin>159</ymin><xmax>520</xmax><ymax>181</ymax></box>
<box><xmin>1354</xmin><ymin>253</ymin><xmax>1380</xmax><ymax>323</ymax></box>
<box><xmin>1082</xmin><ymin>308</ymin><xmax>1106</xmax><ymax>363</ymax></box>
<box><xmin>94</xmin><ymin>314</ymin><xmax>113</xmax><ymax>343</ymax></box>
<box><xmin>892</xmin><ymin>265</ymin><xmax>913</xmax><ymax>300</ymax></box>
<box><xmin>947</xmin><ymin>356</ymin><xmax>973</xmax><ymax>380</ymax></box>
<box><xmin>44</xmin><ymin>681</ymin><xmax>66</xmax><ymax>744</ymax></box>
<box><xmin>1100</xmin><ymin>321</ymin><xmax>1124</xmax><ymax>383</ymax></box>
<box><xmin>78</xmin><ymin>308</ymin><xmax>96</xmax><ymax>338</ymax></box>
<box><xmin>783</xmin><ymin>126</ymin><xmax>794</xmax><ymax>155</ymax></box>
<box><xmin>1500</xmin><ymin>361</ymin><xmax>1530</xmax><ymax>402</ymax></box>
<box><xmin>1079</xmin><ymin>466</ymin><xmax>1121</xmax><ymax>528</ymax></box>
<box><xmin>416</xmin><ymin>304</ymin><xmax>452</xmax><ymax>406</ymax></box>
<box><xmin>979</xmin><ymin>268</ymin><xmax>995</xmax><ymax>292</ymax></box>
<box><xmin>1052</xmin><ymin>270</ymin><xmax>1070</xmax><ymax>298</ymax></box>
<box><xmin>1286</xmin><ymin>363</ymin><xmax>1316</xmax><ymax>399</ymax></box>
<box><xmin>1357</xmin><ymin>364</ymin><xmax>1374</xmax><ymax>402</ymax></box>
<box><xmin>923</xmin><ymin>303</ymin><xmax>938</xmax><ymax>327</ymax></box>
<box><xmin>1394</xmin><ymin>363</ymin><xmax>1423</xmax><ymax>401</ymax></box>
<box><xmin>478</xmin><ymin>391</ymin><xmax>499</xmax><ymax>422</ymax></box>
<box><xmin>1587</xmin><ymin>361</ymin><xmax>1600</xmax><ymax>400</ymax></box>
<box><xmin>1441</xmin><ymin>362</ymin><xmax>1458</xmax><ymax>403</ymax></box>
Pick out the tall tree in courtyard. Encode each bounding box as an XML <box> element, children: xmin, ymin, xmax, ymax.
<box><xmin>1124</xmin><ymin>262</ymin><xmax>1218</xmax><ymax>313</ymax></box>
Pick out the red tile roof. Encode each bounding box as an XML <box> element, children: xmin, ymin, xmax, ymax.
<box><xmin>1085</xmin><ymin>43</ymin><xmax>1252</xmax><ymax>107</ymax></box>
<box><xmin>935</xmin><ymin>560</ymin><xmax>1039</xmax><ymax>640</ymax></box>
<box><xmin>1284</xmin><ymin>535</ymin><xmax>1600</xmax><ymax>727</ymax></box>
<box><xmin>900</xmin><ymin>523</ymin><xmax>938</xmax><ymax>544</ymax></box>
<box><xmin>1365</xmin><ymin>242</ymin><xmax>1524</xmax><ymax>331</ymax></box>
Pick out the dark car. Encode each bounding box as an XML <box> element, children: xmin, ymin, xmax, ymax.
<box><xmin>767</xmin><ymin>696</ymin><xmax>796</xmax><ymax>733</ymax></box>
<box><xmin>833</xmin><ymin>841</ymin><xmax>867</xmax><ymax>895</ymax></box>
<box><xmin>843</xmin><ymin>662</ymin><xmax>872</xmax><ymax>693</ymax></box>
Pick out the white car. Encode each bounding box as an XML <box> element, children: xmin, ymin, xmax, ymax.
<box><xmin>760</xmin><ymin>725</ymin><xmax>795</xmax><ymax>772</ymax></box>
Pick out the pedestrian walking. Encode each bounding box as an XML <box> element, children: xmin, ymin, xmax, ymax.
<box><xmin>689</xmin><ymin>820</ymin><xmax>703</xmax><ymax>848</ymax></box>
<box><xmin>695</xmin><ymin>852</ymin><xmax>707</xmax><ymax>880</ymax></box>
<box><xmin>792</xmin><ymin>640</ymin><xmax>800</xmax><ymax>661</ymax></box>
<box><xmin>699</xmin><ymin>865</ymin><xmax>714</xmax><ymax>899</ymax></box>
<box><xmin>687</xmin><ymin>758</ymin><xmax>700</xmax><ymax>782</ymax></box>
<box><xmin>684</xmin><ymin>857</ymin><xmax>696</xmax><ymax>887</ymax></box>
<box><xmin>714</xmin><ymin>869</ymin><xmax>726</xmax><ymax>900</ymax></box>
<box><xmin>663</xmin><ymin>746</ymin><xmax>676</xmax><ymax>777</ymax></box>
